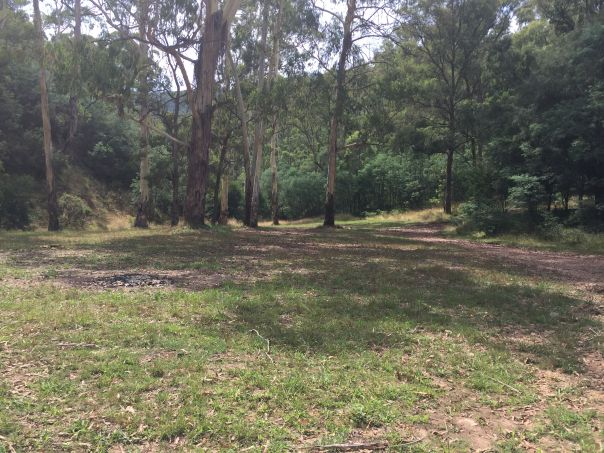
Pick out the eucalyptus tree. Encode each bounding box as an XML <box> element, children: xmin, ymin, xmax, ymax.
<box><xmin>228</xmin><ymin>0</ymin><xmax>317</xmax><ymax>226</ymax></box>
<box><xmin>268</xmin><ymin>0</ymin><xmax>285</xmax><ymax>225</ymax></box>
<box><xmin>226</xmin><ymin>46</ymin><xmax>253</xmax><ymax>224</ymax></box>
<box><xmin>134</xmin><ymin>0</ymin><xmax>151</xmax><ymax>227</ymax></box>
<box><xmin>165</xmin><ymin>56</ymin><xmax>187</xmax><ymax>226</ymax></box>
<box><xmin>321</xmin><ymin>0</ymin><xmax>356</xmax><ymax>226</ymax></box>
<box><xmin>92</xmin><ymin>0</ymin><xmax>241</xmax><ymax>227</ymax></box>
<box><xmin>312</xmin><ymin>0</ymin><xmax>397</xmax><ymax>226</ymax></box>
<box><xmin>248</xmin><ymin>0</ymin><xmax>271</xmax><ymax>228</ymax></box>
<box><xmin>249</xmin><ymin>0</ymin><xmax>288</xmax><ymax>227</ymax></box>
<box><xmin>45</xmin><ymin>0</ymin><xmax>85</xmax><ymax>153</ymax></box>
<box><xmin>33</xmin><ymin>0</ymin><xmax>60</xmax><ymax>230</ymax></box>
<box><xmin>397</xmin><ymin>0</ymin><xmax>513</xmax><ymax>214</ymax></box>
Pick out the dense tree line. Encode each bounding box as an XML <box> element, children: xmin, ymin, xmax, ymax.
<box><xmin>0</xmin><ymin>0</ymin><xmax>602</xmax><ymax>232</ymax></box>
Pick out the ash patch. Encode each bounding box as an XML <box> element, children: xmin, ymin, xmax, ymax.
<box><xmin>95</xmin><ymin>273</ymin><xmax>174</xmax><ymax>288</ymax></box>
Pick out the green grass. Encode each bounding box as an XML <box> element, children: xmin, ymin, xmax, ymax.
<box><xmin>471</xmin><ymin>229</ymin><xmax>604</xmax><ymax>255</ymax></box>
<box><xmin>0</xmin><ymin>216</ymin><xmax>602</xmax><ymax>451</ymax></box>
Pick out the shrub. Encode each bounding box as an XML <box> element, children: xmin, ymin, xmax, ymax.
<box><xmin>58</xmin><ymin>193</ymin><xmax>91</xmax><ymax>229</ymax></box>
<box><xmin>536</xmin><ymin>211</ymin><xmax>563</xmax><ymax>240</ymax></box>
<box><xmin>279</xmin><ymin>171</ymin><xmax>324</xmax><ymax>219</ymax></box>
<box><xmin>0</xmin><ymin>174</ymin><xmax>34</xmax><ymax>229</ymax></box>
<box><xmin>507</xmin><ymin>174</ymin><xmax>546</xmax><ymax>218</ymax></box>
<box><xmin>455</xmin><ymin>201</ymin><xmax>507</xmax><ymax>236</ymax></box>
<box><xmin>567</xmin><ymin>203</ymin><xmax>604</xmax><ymax>232</ymax></box>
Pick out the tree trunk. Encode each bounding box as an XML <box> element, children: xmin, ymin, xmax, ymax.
<box><xmin>212</xmin><ymin>133</ymin><xmax>230</xmax><ymax>224</ymax></box>
<box><xmin>170</xmin><ymin>80</ymin><xmax>181</xmax><ymax>226</ymax></box>
<box><xmin>249</xmin><ymin>0</ymin><xmax>271</xmax><ymax>228</ymax></box>
<box><xmin>66</xmin><ymin>0</ymin><xmax>81</xmax><ymax>155</ymax></box>
<box><xmin>444</xmin><ymin>148</ymin><xmax>453</xmax><ymax>214</ymax></box>
<box><xmin>134</xmin><ymin>0</ymin><xmax>150</xmax><ymax>228</ymax></box>
<box><xmin>33</xmin><ymin>0</ymin><xmax>59</xmax><ymax>231</ymax></box>
<box><xmin>324</xmin><ymin>0</ymin><xmax>356</xmax><ymax>227</ymax></box>
<box><xmin>268</xmin><ymin>0</ymin><xmax>283</xmax><ymax>226</ymax></box>
<box><xmin>185</xmin><ymin>2</ymin><xmax>231</xmax><ymax>228</ymax></box>
<box><xmin>226</xmin><ymin>48</ymin><xmax>253</xmax><ymax>226</ymax></box>
<box><xmin>270</xmin><ymin>116</ymin><xmax>279</xmax><ymax>225</ymax></box>
<box><xmin>134</xmin><ymin>107</ymin><xmax>150</xmax><ymax>227</ymax></box>
<box><xmin>219</xmin><ymin>173</ymin><xmax>229</xmax><ymax>225</ymax></box>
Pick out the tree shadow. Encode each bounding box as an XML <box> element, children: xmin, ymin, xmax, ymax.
<box><xmin>1</xmin><ymin>225</ymin><xmax>600</xmax><ymax>375</ymax></box>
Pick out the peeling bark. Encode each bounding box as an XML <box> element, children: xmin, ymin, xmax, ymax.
<box><xmin>184</xmin><ymin>0</ymin><xmax>240</xmax><ymax>228</ymax></box>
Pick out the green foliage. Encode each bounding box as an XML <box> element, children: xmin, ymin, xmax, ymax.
<box><xmin>567</xmin><ymin>203</ymin><xmax>604</xmax><ymax>232</ymax></box>
<box><xmin>79</xmin><ymin>103</ymin><xmax>139</xmax><ymax>188</ymax></box>
<box><xmin>535</xmin><ymin>211</ymin><xmax>564</xmax><ymax>240</ymax></box>
<box><xmin>455</xmin><ymin>201</ymin><xmax>507</xmax><ymax>236</ymax></box>
<box><xmin>0</xmin><ymin>173</ymin><xmax>34</xmax><ymax>229</ymax></box>
<box><xmin>58</xmin><ymin>193</ymin><xmax>91</xmax><ymax>229</ymax></box>
<box><xmin>278</xmin><ymin>170</ymin><xmax>324</xmax><ymax>219</ymax></box>
<box><xmin>357</xmin><ymin>153</ymin><xmax>441</xmax><ymax>213</ymax></box>
<box><xmin>507</xmin><ymin>174</ymin><xmax>546</xmax><ymax>215</ymax></box>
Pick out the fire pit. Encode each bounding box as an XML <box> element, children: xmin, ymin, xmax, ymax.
<box><xmin>95</xmin><ymin>273</ymin><xmax>174</xmax><ymax>288</ymax></box>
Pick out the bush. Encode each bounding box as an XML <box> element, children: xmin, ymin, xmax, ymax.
<box><xmin>507</xmin><ymin>174</ymin><xmax>546</xmax><ymax>217</ymax></box>
<box><xmin>536</xmin><ymin>211</ymin><xmax>563</xmax><ymax>240</ymax></box>
<box><xmin>58</xmin><ymin>193</ymin><xmax>91</xmax><ymax>229</ymax></box>
<box><xmin>455</xmin><ymin>201</ymin><xmax>507</xmax><ymax>236</ymax></box>
<box><xmin>0</xmin><ymin>174</ymin><xmax>34</xmax><ymax>229</ymax></box>
<box><xmin>567</xmin><ymin>203</ymin><xmax>604</xmax><ymax>232</ymax></box>
<box><xmin>279</xmin><ymin>171</ymin><xmax>324</xmax><ymax>219</ymax></box>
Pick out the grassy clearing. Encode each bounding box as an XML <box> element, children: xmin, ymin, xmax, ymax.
<box><xmin>260</xmin><ymin>208</ymin><xmax>449</xmax><ymax>229</ymax></box>
<box><xmin>0</xmin><ymin>215</ymin><xmax>602</xmax><ymax>451</ymax></box>
<box><xmin>468</xmin><ymin>229</ymin><xmax>604</xmax><ymax>255</ymax></box>
<box><xmin>268</xmin><ymin>208</ymin><xmax>604</xmax><ymax>255</ymax></box>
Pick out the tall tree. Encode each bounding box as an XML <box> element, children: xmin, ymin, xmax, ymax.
<box><xmin>400</xmin><ymin>0</ymin><xmax>510</xmax><ymax>214</ymax></box>
<box><xmin>269</xmin><ymin>0</ymin><xmax>284</xmax><ymax>225</ymax></box>
<box><xmin>249</xmin><ymin>0</ymin><xmax>271</xmax><ymax>228</ymax></box>
<box><xmin>134</xmin><ymin>0</ymin><xmax>151</xmax><ymax>228</ymax></box>
<box><xmin>184</xmin><ymin>0</ymin><xmax>240</xmax><ymax>227</ymax></box>
<box><xmin>167</xmin><ymin>57</ymin><xmax>184</xmax><ymax>226</ymax></box>
<box><xmin>33</xmin><ymin>0</ymin><xmax>60</xmax><ymax>231</ymax></box>
<box><xmin>66</xmin><ymin>0</ymin><xmax>81</xmax><ymax>151</ymax></box>
<box><xmin>226</xmin><ymin>46</ymin><xmax>253</xmax><ymax>225</ymax></box>
<box><xmin>92</xmin><ymin>0</ymin><xmax>240</xmax><ymax>228</ymax></box>
<box><xmin>323</xmin><ymin>0</ymin><xmax>356</xmax><ymax>226</ymax></box>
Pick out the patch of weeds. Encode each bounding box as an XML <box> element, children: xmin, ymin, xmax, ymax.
<box><xmin>41</xmin><ymin>267</ymin><xmax>60</xmax><ymax>279</ymax></box>
<box><xmin>349</xmin><ymin>400</ymin><xmax>397</xmax><ymax>428</ymax></box>
<box><xmin>537</xmin><ymin>405</ymin><xmax>600</xmax><ymax>449</ymax></box>
<box><xmin>37</xmin><ymin>376</ymin><xmax>77</xmax><ymax>397</ymax></box>
<box><xmin>157</xmin><ymin>415</ymin><xmax>189</xmax><ymax>441</ymax></box>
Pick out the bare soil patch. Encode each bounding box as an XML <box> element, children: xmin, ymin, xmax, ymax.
<box><xmin>56</xmin><ymin>268</ymin><xmax>230</xmax><ymax>291</ymax></box>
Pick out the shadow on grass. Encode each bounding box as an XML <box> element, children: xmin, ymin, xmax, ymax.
<box><xmin>225</xmin><ymin>262</ymin><xmax>600</xmax><ymax>373</ymax></box>
<box><xmin>1</xmin><ymin>225</ymin><xmax>601</xmax><ymax>374</ymax></box>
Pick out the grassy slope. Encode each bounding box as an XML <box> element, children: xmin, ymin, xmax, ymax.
<box><xmin>0</xmin><ymin>214</ymin><xmax>602</xmax><ymax>451</ymax></box>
